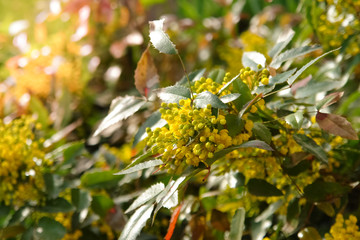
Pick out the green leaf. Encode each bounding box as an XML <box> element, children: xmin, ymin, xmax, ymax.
<box><xmin>293</xmin><ymin>134</ymin><xmax>328</xmax><ymax>163</ymax></box>
<box><xmin>294</xmin><ymin>81</ymin><xmax>339</xmax><ymax>99</ymax></box>
<box><xmin>176</xmin><ymin>69</ymin><xmax>206</xmax><ymax>85</ymax></box>
<box><xmin>35</xmin><ymin>217</ymin><xmax>66</xmax><ymax>240</ymax></box>
<box><xmin>270</xmin><ymin>45</ymin><xmax>321</xmax><ymax>69</ymax></box>
<box><xmin>71</xmin><ymin>189</ymin><xmax>91</xmax><ymax>211</ymax></box>
<box><xmin>124</xmin><ymin>148</ymin><xmax>158</xmax><ymax>171</ymax></box>
<box><xmin>316</xmin><ymin>202</ymin><xmax>335</xmax><ymax>217</ymax></box>
<box><xmin>125</xmin><ymin>182</ymin><xmax>165</xmax><ymax>214</ymax></box>
<box><xmin>247</xmin><ymin>178</ymin><xmax>283</xmax><ymax>197</ymax></box>
<box><xmin>133</xmin><ymin>111</ymin><xmax>167</xmax><ymax>147</ymax></box>
<box><xmin>298</xmin><ymin>227</ymin><xmax>322</xmax><ymax>240</ymax></box>
<box><xmin>285</xmin><ymin>112</ymin><xmax>304</xmax><ymax>130</ymax></box>
<box><xmin>115</xmin><ymin>160</ymin><xmax>163</xmax><ymax>175</ymax></box>
<box><xmin>119</xmin><ymin>204</ymin><xmax>154</xmax><ymax>240</ymax></box>
<box><xmin>229</xmin><ymin>208</ymin><xmax>245</xmax><ymax>240</ymax></box>
<box><xmin>255</xmin><ymin>68</ymin><xmax>297</xmax><ymax>94</ymax></box>
<box><xmin>255</xmin><ymin>200</ymin><xmax>283</xmax><ymax>223</ymax></box>
<box><xmin>232</xmin><ymin>79</ymin><xmax>252</xmax><ymax>110</ymax></box>
<box><xmin>218</xmin><ymin>73</ymin><xmax>240</xmax><ymax>94</ymax></box>
<box><xmin>206</xmin><ymin>140</ymin><xmax>273</xmax><ymax>166</ymax></box>
<box><xmin>149</xmin><ymin>19</ymin><xmax>177</xmax><ymax>55</ymax></box>
<box><xmin>158</xmin><ymin>85</ymin><xmax>191</xmax><ymax>103</ymax></box>
<box><xmin>91</xmin><ymin>195</ymin><xmax>114</xmax><ymax>217</ymax></box>
<box><xmin>194</xmin><ymin>91</ymin><xmax>228</xmax><ymax>109</ymax></box>
<box><xmin>303</xmin><ymin>179</ymin><xmax>350</xmax><ymax>202</ymax></box>
<box><xmin>268</xmin><ymin>29</ymin><xmax>295</xmax><ymax>58</ymax></box>
<box><xmin>0</xmin><ymin>225</ymin><xmax>25</xmax><ymax>239</ymax></box>
<box><xmin>81</xmin><ymin>170</ymin><xmax>123</xmax><ymax>189</ymax></box>
<box><xmin>283</xmin><ymin>160</ymin><xmax>311</xmax><ymax>176</ymax></box>
<box><xmin>94</xmin><ymin>96</ymin><xmax>146</xmax><ymax>136</ymax></box>
<box><xmin>220</xmin><ymin>93</ymin><xmax>241</xmax><ymax>104</ymax></box>
<box><xmin>287</xmin><ymin>198</ymin><xmax>300</xmax><ymax>222</ymax></box>
<box><xmin>38</xmin><ymin>198</ymin><xmax>74</xmax><ymax>213</ymax></box>
<box><xmin>208</xmin><ymin>68</ymin><xmax>226</xmax><ymax>84</ymax></box>
<box><xmin>225</xmin><ymin>114</ymin><xmax>244</xmax><ymax>137</ymax></box>
<box><xmin>316</xmin><ymin>92</ymin><xmax>344</xmax><ymax>110</ymax></box>
<box><xmin>287</xmin><ymin>47</ymin><xmax>340</xmax><ymax>85</ymax></box>
<box><xmin>252</xmin><ymin>122</ymin><xmax>272</xmax><ymax>144</ymax></box>
<box><xmin>29</xmin><ymin>96</ymin><xmax>49</xmax><ymax>128</ymax></box>
<box><xmin>316</xmin><ymin>112</ymin><xmax>358</xmax><ymax>140</ymax></box>
<box><xmin>63</xmin><ymin>141</ymin><xmax>84</xmax><ymax>164</ymax></box>
<box><xmin>242</xmin><ymin>51</ymin><xmax>266</xmax><ymax>71</ymax></box>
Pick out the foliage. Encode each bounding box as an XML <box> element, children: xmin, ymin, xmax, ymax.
<box><xmin>0</xmin><ymin>0</ymin><xmax>360</xmax><ymax>240</ymax></box>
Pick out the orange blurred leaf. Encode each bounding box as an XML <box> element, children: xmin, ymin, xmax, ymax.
<box><xmin>316</xmin><ymin>112</ymin><xmax>358</xmax><ymax>140</ymax></box>
<box><xmin>134</xmin><ymin>45</ymin><xmax>159</xmax><ymax>97</ymax></box>
<box><xmin>164</xmin><ymin>204</ymin><xmax>182</xmax><ymax>240</ymax></box>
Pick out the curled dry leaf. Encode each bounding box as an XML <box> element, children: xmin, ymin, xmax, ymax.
<box><xmin>134</xmin><ymin>45</ymin><xmax>159</xmax><ymax>97</ymax></box>
<box><xmin>316</xmin><ymin>112</ymin><xmax>358</xmax><ymax>140</ymax></box>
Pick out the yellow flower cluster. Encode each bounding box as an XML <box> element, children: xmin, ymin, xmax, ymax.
<box><xmin>240</xmin><ymin>67</ymin><xmax>270</xmax><ymax>90</ymax></box>
<box><xmin>0</xmin><ymin>116</ymin><xmax>46</xmax><ymax>206</ymax></box>
<box><xmin>325</xmin><ymin>214</ymin><xmax>360</xmax><ymax>240</ymax></box>
<box><xmin>145</xmin><ymin>74</ymin><xmax>260</xmax><ymax>172</ymax></box>
<box><xmin>55</xmin><ymin>212</ymin><xmax>83</xmax><ymax>240</ymax></box>
<box><xmin>316</xmin><ymin>0</ymin><xmax>360</xmax><ymax>55</ymax></box>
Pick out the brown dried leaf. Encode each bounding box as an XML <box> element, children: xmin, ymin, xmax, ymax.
<box><xmin>134</xmin><ymin>45</ymin><xmax>159</xmax><ymax>97</ymax></box>
<box><xmin>316</xmin><ymin>92</ymin><xmax>344</xmax><ymax>110</ymax></box>
<box><xmin>316</xmin><ymin>112</ymin><xmax>358</xmax><ymax>140</ymax></box>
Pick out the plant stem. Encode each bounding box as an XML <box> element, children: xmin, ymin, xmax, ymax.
<box><xmin>177</xmin><ymin>53</ymin><xmax>194</xmax><ymax>100</ymax></box>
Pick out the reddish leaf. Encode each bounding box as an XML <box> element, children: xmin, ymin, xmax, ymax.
<box><xmin>164</xmin><ymin>204</ymin><xmax>182</xmax><ymax>240</ymax></box>
<box><xmin>316</xmin><ymin>112</ymin><xmax>358</xmax><ymax>140</ymax></box>
<box><xmin>290</xmin><ymin>75</ymin><xmax>312</xmax><ymax>95</ymax></box>
<box><xmin>189</xmin><ymin>215</ymin><xmax>206</xmax><ymax>240</ymax></box>
<box><xmin>316</xmin><ymin>92</ymin><xmax>344</xmax><ymax>110</ymax></box>
<box><xmin>134</xmin><ymin>45</ymin><xmax>159</xmax><ymax>97</ymax></box>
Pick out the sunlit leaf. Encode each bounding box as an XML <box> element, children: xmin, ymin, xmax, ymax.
<box><xmin>80</xmin><ymin>170</ymin><xmax>123</xmax><ymax>189</ymax></box>
<box><xmin>293</xmin><ymin>134</ymin><xmax>328</xmax><ymax>163</ymax></box>
<box><xmin>229</xmin><ymin>208</ymin><xmax>245</xmax><ymax>240</ymax></box>
<box><xmin>134</xmin><ymin>45</ymin><xmax>159</xmax><ymax>97</ymax></box>
<box><xmin>316</xmin><ymin>92</ymin><xmax>344</xmax><ymax>110</ymax></box>
<box><xmin>295</xmin><ymin>81</ymin><xmax>339</xmax><ymax>99</ymax></box>
<box><xmin>270</xmin><ymin>45</ymin><xmax>321</xmax><ymax>69</ymax></box>
<box><xmin>115</xmin><ymin>160</ymin><xmax>163</xmax><ymax>175</ymax></box>
<box><xmin>220</xmin><ymin>93</ymin><xmax>241</xmax><ymax>103</ymax></box>
<box><xmin>255</xmin><ymin>200</ymin><xmax>283</xmax><ymax>222</ymax></box>
<box><xmin>268</xmin><ymin>28</ymin><xmax>295</xmax><ymax>58</ymax></box>
<box><xmin>218</xmin><ymin>73</ymin><xmax>240</xmax><ymax>94</ymax></box>
<box><xmin>285</xmin><ymin>112</ymin><xmax>304</xmax><ymax>130</ymax></box>
<box><xmin>287</xmin><ymin>47</ymin><xmax>340</xmax><ymax>85</ymax></box>
<box><xmin>316</xmin><ymin>112</ymin><xmax>358</xmax><ymax>140</ymax></box>
<box><xmin>119</xmin><ymin>204</ymin><xmax>154</xmax><ymax>240</ymax></box>
<box><xmin>316</xmin><ymin>202</ymin><xmax>335</xmax><ymax>217</ymax></box>
<box><xmin>94</xmin><ymin>96</ymin><xmax>146</xmax><ymax>136</ymax></box>
<box><xmin>248</xmin><ymin>178</ymin><xmax>283</xmax><ymax>196</ymax></box>
<box><xmin>158</xmin><ymin>85</ymin><xmax>191</xmax><ymax>103</ymax></box>
<box><xmin>242</xmin><ymin>51</ymin><xmax>266</xmax><ymax>71</ymax></box>
<box><xmin>125</xmin><ymin>182</ymin><xmax>164</xmax><ymax>214</ymax></box>
<box><xmin>149</xmin><ymin>19</ymin><xmax>177</xmax><ymax>54</ymax></box>
<box><xmin>194</xmin><ymin>91</ymin><xmax>228</xmax><ymax>109</ymax></box>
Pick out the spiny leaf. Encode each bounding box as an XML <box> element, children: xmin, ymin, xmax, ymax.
<box><xmin>133</xmin><ymin>111</ymin><xmax>167</xmax><ymax>147</ymax></box>
<box><xmin>94</xmin><ymin>96</ymin><xmax>146</xmax><ymax>136</ymax></box>
<box><xmin>268</xmin><ymin>28</ymin><xmax>295</xmax><ymax>58</ymax></box>
<box><xmin>287</xmin><ymin>47</ymin><xmax>340</xmax><ymax>85</ymax></box>
<box><xmin>252</xmin><ymin>122</ymin><xmax>272</xmax><ymax>144</ymax></box>
<box><xmin>194</xmin><ymin>91</ymin><xmax>228</xmax><ymax>109</ymax></box>
<box><xmin>134</xmin><ymin>45</ymin><xmax>159</xmax><ymax>97</ymax></box>
<box><xmin>293</xmin><ymin>134</ymin><xmax>328</xmax><ymax>163</ymax></box>
<box><xmin>149</xmin><ymin>19</ymin><xmax>177</xmax><ymax>55</ymax></box>
<box><xmin>124</xmin><ymin>148</ymin><xmax>159</xmax><ymax>171</ymax></box>
<box><xmin>316</xmin><ymin>112</ymin><xmax>358</xmax><ymax>140</ymax></box>
<box><xmin>220</xmin><ymin>93</ymin><xmax>241</xmax><ymax>103</ymax></box>
<box><xmin>242</xmin><ymin>51</ymin><xmax>266</xmax><ymax>71</ymax></box>
<box><xmin>229</xmin><ymin>208</ymin><xmax>246</xmax><ymax>240</ymax></box>
<box><xmin>125</xmin><ymin>182</ymin><xmax>164</xmax><ymax>214</ymax></box>
<box><xmin>115</xmin><ymin>160</ymin><xmax>163</xmax><ymax>175</ymax></box>
<box><xmin>270</xmin><ymin>45</ymin><xmax>321</xmax><ymax>69</ymax></box>
<box><xmin>119</xmin><ymin>204</ymin><xmax>154</xmax><ymax>240</ymax></box>
<box><xmin>157</xmin><ymin>85</ymin><xmax>191</xmax><ymax>104</ymax></box>
<box><xmin>247</xmin><ymin>178</ymin><xmax>283</xmax><ymax>196</ymax></box>
<box><xmin>316</xmin><ymin>92</ymin><xmax>344</xmax><ymax>110</ymax></box>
